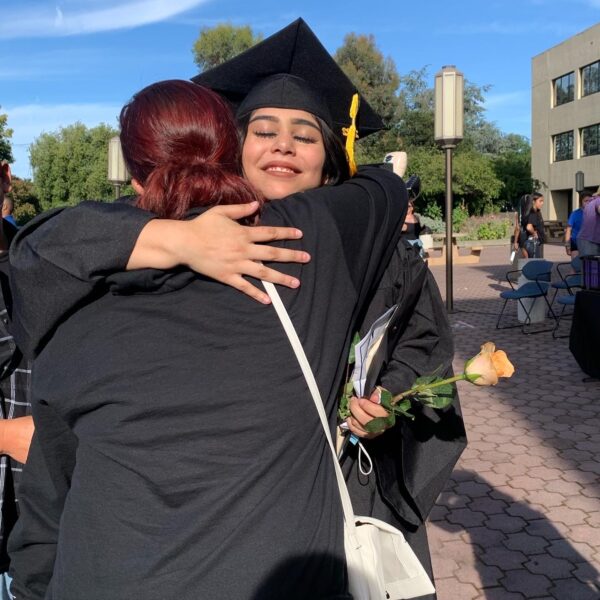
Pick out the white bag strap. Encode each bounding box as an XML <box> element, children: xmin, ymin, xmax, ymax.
<box><xmin>262</xmin><ymin>281</ymin><xmax>358</xmax><ymax>536</ymax></box>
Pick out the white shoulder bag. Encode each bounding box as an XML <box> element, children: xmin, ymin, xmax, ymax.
<box><xmin>263</xmin><ymin>281</ymin><xmax>436</xmax><ymax>600</ymax></box>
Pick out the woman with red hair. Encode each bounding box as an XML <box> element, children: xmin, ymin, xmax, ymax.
<box><xmin>9</xmin><ymin>78</ymin><xmax>405</xmax><ymax>599</ymax></box>
<box><xmin>120</xmin><ymin>80</ymin><xmax>262</xmax><ymax>221</ymax></box>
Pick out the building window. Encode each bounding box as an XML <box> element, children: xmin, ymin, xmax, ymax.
<box><xmin>582</xmin><ymin>61</ymin><xmax>600</xmax><ymax>97</ymax></box>
<box><xmin>554</xmin><ymin>72</ymin><xmax>574</xmax><ymax>106</ymax></box>
<box><xmin>553</xmin><ymin>131</ymin><xmax>574</xmax><ymax>161</ymax></box>
<box><xmin>582</xmin><ymin>123</ymin><xmax>600</xmax><ymax>157</ymax></box>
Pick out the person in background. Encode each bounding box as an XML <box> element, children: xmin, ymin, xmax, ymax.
<box><xmin>0</xmin><ymin>161</ymin><xmax>33</xmax><ymax>600</ymax></box>
<box><xmin>512</xmin><ymin>197</ymin><xmax>524</xmax><ymax>259</ymax></box>
<box><xmin>400</xmin><ymin>175</ymin><xmax>423</xmax><ymax>255</ymax></box>
<box><xmin>521</xmin><ymin>192</ymin><xmax>545</xmax><ymax>258</ymax></box>
<box><xmin>577</xmin><ymin>188</ymin><xmax>600</xmax><ymax>257</ymax></box>
<box><xmin>565</xmin><ymin>192</ymin><xmax>592</xmax><ymax>256</ymax></box>
<box><xmin>1</xmin><ymin>197</ymin><xmax>17</xmax><ymax>229</ymax></box>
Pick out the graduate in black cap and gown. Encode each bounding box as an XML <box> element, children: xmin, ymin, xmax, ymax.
<box><xmin>9</xmin><ymin>20</ymin><xmax>465</xmax><ymax>599</ymax></box>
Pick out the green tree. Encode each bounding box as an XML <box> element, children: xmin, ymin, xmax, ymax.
<box><xmin>29</xmin><ymin>122</ymin><xmax>118</xmax><ymax>210</ymax></box>
<box><xmin>397</xmin><ymin>68</ymin><xmax>498</xmax><ymax>154</ymax></box>
<box><xmin>397</xmin><ymin>68</ymin><xmax>436</xmax><ymax>150</ymax></box>
<box><xmin>334</xmin><ymin>33</ymin><xmax>402</xmax><ymax>163</ymax></box>
<box><xmin>453</xmin><ymin>150</ymin><xmax>504</xmax><ymax>214</ymax></box>
<box><xmin>407</xmin><ymin>146</ymin><xmax>504</xmax><ymax>215</ymax></box>
<box><xmin>192</xmin><ymin>23</ymin><xmax>262</xmax><ymax>72</ymax></box>
<box><xmin>9</xmin><ymin>176</ymin><xmax>42</xmax><ymax>224</ymax></box>
<box><xmin>0</xmin><ymin>108</ymin><xmax>14</xmax><ymax>163</ymax></box>
<box><xmin>492</xmin><ymin>135</ymin><xmax>535</xmax><ymax>210</ymax></box>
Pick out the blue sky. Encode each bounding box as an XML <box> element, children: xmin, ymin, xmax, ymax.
<box><xmin>1</xmin><ymin>0</ymin><xmax>599</xmax><ymax>179</ymax></box>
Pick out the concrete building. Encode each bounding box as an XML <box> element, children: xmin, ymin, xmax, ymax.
<box><xmin>532</xmin><ymin>23</ymin><xmax>600</xmax><ymax>221</ymax></box>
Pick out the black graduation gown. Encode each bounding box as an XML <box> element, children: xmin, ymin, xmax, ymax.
<box><xmin>8</xmin><ymin>169</ymin><xmax>407</xmax><ymax>599</ymax></box>
<box><xmin>345</xmin><ymin>240</ymin><xmax>467</xmax><ymax>597</ymax></box>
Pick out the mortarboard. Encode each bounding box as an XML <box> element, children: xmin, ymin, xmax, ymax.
<box><xmin>192</xmin><ymin>19</ymin><xmax>384</xmax><ymax>172</ymax></box>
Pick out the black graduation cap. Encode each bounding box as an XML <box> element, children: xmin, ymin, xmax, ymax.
<box><xmin>191</xmin><ymin>18</ymin><xmax>384</xmax><ymax>141</ymax></box>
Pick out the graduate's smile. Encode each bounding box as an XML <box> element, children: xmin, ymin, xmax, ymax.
<box><xmin>263</xmin><ymin>161</ymin><xmax>301</xmax><ymax>176</ymax></box>
<box><xmin>242</xmin><ymin>107</ymin><xmax>326</xmax><ymax>200</ymax></box>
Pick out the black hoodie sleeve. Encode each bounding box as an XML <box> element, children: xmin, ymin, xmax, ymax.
<box><xmin>9</xmin><ymin>201</ymin><xmax>154</xmax><ymax>358</ymax></box>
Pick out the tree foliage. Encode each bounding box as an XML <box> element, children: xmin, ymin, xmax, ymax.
<box><xmin>334</xmin><ymin>33</ymin><xmax>402</xmax><ymax>163</ymax></box>
<box><xmin>397</xmin><ymin>68</ymin><xmax>436</xmax><ymax>150</ymax></box>
<box><xmin>192</xmin><ymin>23</ymin><xmax>262</xmax><ymax>72</ymax></box>
<box><xmin>492</xmin><ymin>137</ymin><xmax>535</xmax><ymax>210</ymax></box>
<box><xmin>9</xmin><ymin>176</ymin><xmax>42</xmax><ymax>224</ymax></box>
<box><xmin>407</xmin><ymin>146</ymin><xmax>504</xmax><ymax>215</ymax></box>
<box><xmin>29</xmin><ymin>123</ymin><xmax>117</xmax><ymax>210</ymax></box>
<box><xmin>334</xmin><ymin>47</ymin><xmax>533</xmax><ymax>214</ymax></box>
<box><xmin>0</xmin><ymin>109</ymin><xmax>14</xmax><ymax>163</ymax></box>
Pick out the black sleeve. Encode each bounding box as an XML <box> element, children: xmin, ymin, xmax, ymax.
<box><xmin>358</xmin><ymin>242</ymin><xmax>467</xmax><ymax>526</ymax></box>
<box><xmin>9</xmin><ymin>201</ymin><xmax>154</xmax><ymax>358</ymax></box>
<box><xmin>325</xmin><ymin>168</ymin><xmax>407</xmax><ymax>298</ymax></box>
<box><xmin>8</xmin><ymin>397</ymin><xmax>78</xmax><ymax>600</ymax></box>
<box><xmin>266</xmin><ymin>167</ymin><xmax>408</xmax><ymax>307</ymax></box>
<box><xmin>526</xmin><ymin>212</ymin><xmax>539</xmax><ymax>231</ymax></box>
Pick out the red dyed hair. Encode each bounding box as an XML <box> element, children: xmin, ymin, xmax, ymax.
<box><xmin>119</xmin><ymin>80</ymin><xmax>262</xmax><ymax>219</ymax></box>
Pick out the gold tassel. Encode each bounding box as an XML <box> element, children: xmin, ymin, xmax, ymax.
<box><xmin>342</xmin><ymin>93</ymin><xmax>360</xmax><ymax>176</ymax></box>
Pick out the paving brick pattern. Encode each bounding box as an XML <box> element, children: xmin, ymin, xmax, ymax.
<box><xmin>425</xmin><ymin>244</ymin><xmax>600</xmax><ymax>600</ymax></box>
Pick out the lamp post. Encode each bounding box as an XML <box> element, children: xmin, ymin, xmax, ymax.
<box><xmin>107</xmin><ymin>135</ymin><xmax>130</xmax><ymax>199</ymax></box>
<box><xmin>435</xmin><ymin>65</ymin><xmax>464</xmax><ymax>312</ymax></box>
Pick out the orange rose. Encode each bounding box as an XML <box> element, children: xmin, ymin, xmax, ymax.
<box><xmin>465</xmin><ymin>342</ymin><xmax>515</xmax><ymax>386</ymax></box>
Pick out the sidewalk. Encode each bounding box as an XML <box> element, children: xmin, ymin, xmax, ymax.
<box><xmin>426</xmin><ymin>243</ymin><xmax>600</xmax><ymax>599</ymax></box>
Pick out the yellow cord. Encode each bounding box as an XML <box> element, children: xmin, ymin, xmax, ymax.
<box><xmin>342</xmin><ymin>93</ymin><xmax>360</xmax><ymax>176</ymax></box>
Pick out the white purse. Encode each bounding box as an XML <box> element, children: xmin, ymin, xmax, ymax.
<box><xmin>263</xmin><ymin>281</ymin><xmax>436</xmax><ymax>600</ymax></box>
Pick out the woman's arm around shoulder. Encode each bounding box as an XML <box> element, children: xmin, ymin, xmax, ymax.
<box><xmin>10</xmin><ymin>201</ymin><xmax>310</xmax><ymax>357</ymax></box>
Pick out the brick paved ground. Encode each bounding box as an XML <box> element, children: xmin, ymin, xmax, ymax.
<box><xmin>426</xmin><ymin>243</ymin><xmax>600</xmax><ymax>600</ymax></box>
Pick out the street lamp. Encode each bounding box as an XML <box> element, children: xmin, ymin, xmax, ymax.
<box><xmin>107</xmin><ymin>135</ymin><xmax>130</xmax><ymax>199</ymax></box>
<box><xmin>575</xmin><ymin>171</ymin><xmax>585</xmax><ymax>193</ymax></box>
<box><xmin>435</xmin><ymin>65</ymin><xmax>464</xmax><ymax>312</ymax></box>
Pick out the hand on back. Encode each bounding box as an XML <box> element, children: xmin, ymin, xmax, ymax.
<box><xmin>128</xmin><ymin>202</ymin><xmax>311</xmax><ymax>304</ymax></box>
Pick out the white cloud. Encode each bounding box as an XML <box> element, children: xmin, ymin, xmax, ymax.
<box><xmin>5</xmin><ymin>102</ymin><xmax>122</xmax><ymax>178</ymax></box>
<box><xmin>0</xmin><ymin>0</ymin><xmax>209</xmax><ymax>39</ymax></box>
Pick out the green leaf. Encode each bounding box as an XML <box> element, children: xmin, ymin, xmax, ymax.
<box><xmin>397</xmin><ymin>398</ymin><xmax>412</xmax><ymax>413</ymax></box>
<box><xmin>412</xmin><ymin>375</ymin><xmax>439</xmax><ymax>387</ymax></box>
<box><xmin>421</xmin><ymin>395</ymin><xmax>454</xmax><ymax>410</ymax></box>
<box><xmin>338</xmin><ymin>393</ymin><xmax>351</xmax><ymax>420</ymax></box>
<box><xmin>365</xmin><ymin>412</ymin><xmax>396</xmax><ymax>433</ymax></box>
<box><xmin>344</xmin><ymin>381</ymin><xmax>355</xmax><ymax>396</ymax></box>
<box><xmin>392</xmin><ymin>402</ymin><xmax>415</xmax><ymax>420</ymax></box>
<box><xmin>432</xmin><ymin>383</ymin><xmax>453</xmax><ymax>397</ymax></box>
<box><xmin>379</xmin><ymin>387</ymin><xmax>393</xmax><ymax>410</ymax></box>
<box><xmin>348</xmin><ymin>332</ymin><xmax>361</xmax><ymax>364</ymax></box>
